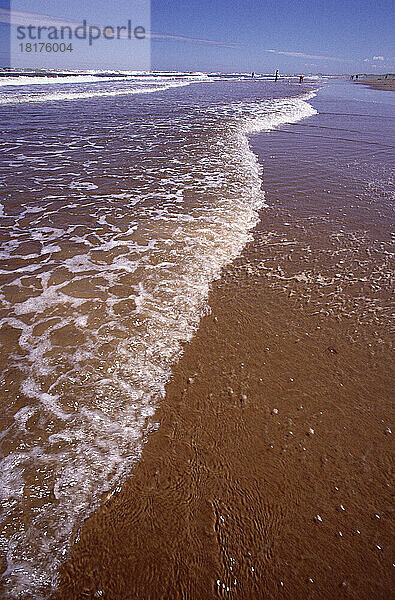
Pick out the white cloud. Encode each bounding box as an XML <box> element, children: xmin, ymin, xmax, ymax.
<box><xmin>266</xmin><ymin>49</ymin><xmax>347</xmax><ymax>62</ymax></box>
<box><xmin>151</xmin><ymin>32</ymin><xmax>238</xmax><ymax>47</ymax></box>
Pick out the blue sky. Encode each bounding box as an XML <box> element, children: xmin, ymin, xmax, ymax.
<box><xmin>1</xmin><ymin>0</ymin><xmax>394</xmax><ymax>73</ymax></box>
<box><xmin>152</xmin><ymin>0</ymin><xmax>394</xmax><ymax>74</ymax></box>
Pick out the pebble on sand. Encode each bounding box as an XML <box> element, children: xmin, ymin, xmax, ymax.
<box><xmin>272</xmin><ymin>408</ymin><xmax>279</xmax><ymax>415</ymax></box>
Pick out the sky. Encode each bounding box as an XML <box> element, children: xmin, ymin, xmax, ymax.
<box><xmin>151</xmin><ymin>0</ymin><xmax>394</xmax><ymax>74</ymax></box>
<box><xmin>1</xmin><ymin>0</ymin><xmax>394</xmax><ymax>73</ymax></box>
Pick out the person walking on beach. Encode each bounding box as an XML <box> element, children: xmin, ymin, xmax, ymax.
<box><xmin>299</xmin><ymin>75</ymin><xmax>304</xmax><ymax>83</ymax></box>
<box><xmin>275</xmin><ymin>69</ymin><xmax>279</xmax><ymax>81</ymax></box>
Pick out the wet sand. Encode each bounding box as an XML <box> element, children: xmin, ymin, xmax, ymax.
<box><xmin>355</xmin><ymin>78</ymin><xmax>395</xmax><ymax>91</ymax></box>
<box><xmin>54</xmin><ymin>89</ymin><xmax>393</xmax><ymax>600</ymax></box>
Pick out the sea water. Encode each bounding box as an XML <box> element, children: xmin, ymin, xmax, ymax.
<box><xmin>0</xmin><ymin>72</ymin><xmax>317</xmax><ymax>598</ymax></box>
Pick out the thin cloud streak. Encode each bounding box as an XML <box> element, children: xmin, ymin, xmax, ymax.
<box><xmin>266</xmin><ymin>49</ymin><xmax>348</xmax><ymax>62</ymax></box>
<box><xmin>151</xmin><ymin>32</ymin><xmax>238</xmax><ymax>48</ymax></box>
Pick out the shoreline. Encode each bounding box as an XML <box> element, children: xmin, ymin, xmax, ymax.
<box><xmin>354</xmin><ymin>78</ymin><xmax>395</xmax><ymax>91</ymax></box>
<box><xmin>55</xmin><ymin>273</ymin><xmax>392</xmax><ymax>599</ymax></box>
<box><xmin>54</xmin><ymin>86</ymin><xmax>393</xmax><ymax>600</ymax></box>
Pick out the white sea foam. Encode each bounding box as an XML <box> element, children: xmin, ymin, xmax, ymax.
<box><xmin>0</xmin><ymin>86</ymin><xmax>318</xmax><ymax>598</ymax></box>
<box><xmin>0</xmin><ymin>80</ymin><xmax>198</xmax><ymax>105</ymax></box>
<box><xmin>242</xmin><ymin>92</ymin><xmax>318</xmax><ymax>133</ymax></box>
<box><xmin>0</xmin><ymin>72</ymin><xmax>210</xmax><ymax>87</ymax></box>
<box><xmin>0</xmin><ymin>75</ymin><xmax>133</xmax><ymax>86</ymax></box>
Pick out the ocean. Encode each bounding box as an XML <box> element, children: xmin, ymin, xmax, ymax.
<box><xmin>0</xmin><ymin>73</ymin><xmax>318</xmax><ymax>598</ymax></box>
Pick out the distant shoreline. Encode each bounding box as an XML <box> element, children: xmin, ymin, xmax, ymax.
<box><xmin>354</xmin><ymin>77</ymin><xmax>395</xmax><ymax>91</ymax></box>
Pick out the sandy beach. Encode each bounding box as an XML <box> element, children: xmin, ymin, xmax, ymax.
<box><xmin>54</xmin><ymin>271</ymin><xmax>393</xmax><ymax>600</ymax></box>
<box><xmin>1</xmin><ymin>0</ymin><xmax>394</xmax><ymax>596</ymax></box>
<box><xmin>355</xmin><ymin>77</ymin><xmax>395</xmax><ymax>91</ymax></box>
<box><xmin>53</xmin><ymin>83</ymin><xmax>394</xmax><ymax>600</ymax></box>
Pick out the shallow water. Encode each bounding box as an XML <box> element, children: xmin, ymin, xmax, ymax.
<box><xmin>0</xmin><ymin>74</ymin><xmax>318</xmax><ymax>598</ymax></box>
<box><xmin>248</xmin><ymin>79</ymin><xmax>394</xmax><ymax>334</ymax></box>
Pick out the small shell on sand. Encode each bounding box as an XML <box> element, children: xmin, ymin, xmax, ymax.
<box><xmin>272</xmin><ymin>408</ymin><xmax>279</xmax><ymax>415</ymax></box>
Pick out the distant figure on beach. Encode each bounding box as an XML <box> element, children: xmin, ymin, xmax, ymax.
<box><xmin>275</xmin><ymin>69</ymin><xmax>279</xmax><ymax>82</ymax></box>
<box><xmin>355</xmin><ymin>74</ymin><xmax>358</xmax><ymax>80</ymax></box>
<box><xmin>251</xmin><ymin>72</ymin><xmax>255</xmax><ymax>78</ymax></box>
<box><xmin>350</xmin><ymin>75</ymin><xmax>354</xmax><ymax>80</ymax></box>
<box><xmin>299</xmin><ymin>75</ymin><xmax>304</xmax><ymax>83</ymax></box>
